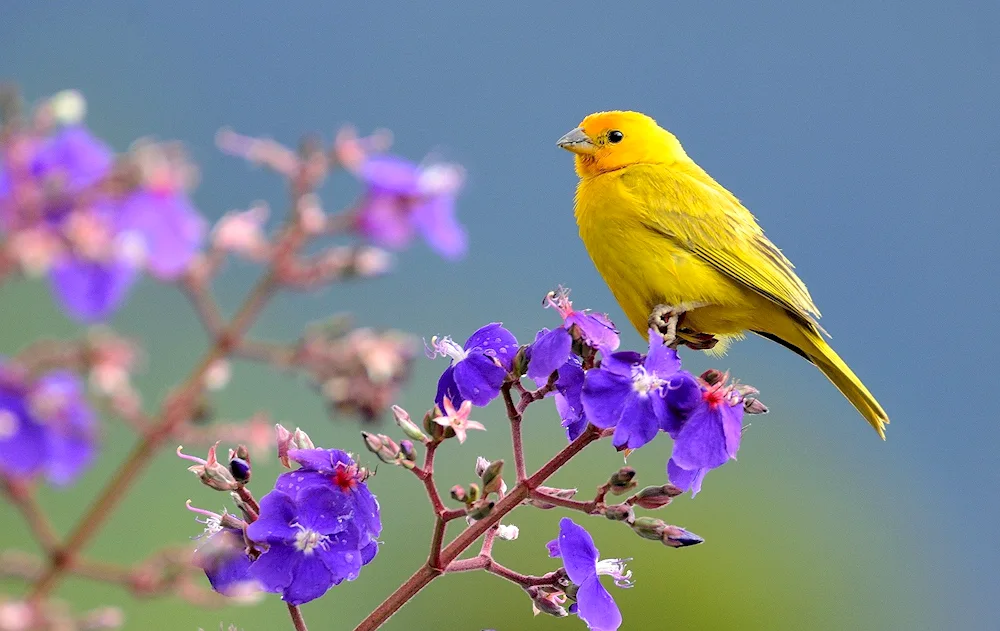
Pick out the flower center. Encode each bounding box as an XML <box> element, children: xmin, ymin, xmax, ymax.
<box><xmin>427</xmin><ymin>336</ymin><xmax>468</xmax><ymax>362</ymax></box>
<box><xmin>702</xmin><ymin>383</ymin><xmax>735</xmax><ymax>408</ymax></box>
<box><xmin>596</xmin><ymin>557</ymin><xmax>634</xmax><ymax>588</ymax></box>
<box><xmin>293</xmin><ymin>524</ymin><xmax>330</xmax><ymax>555</ymax></box>
<box><xmin>331</xmin><ymin>463</ymin><xmax>360</xmax><ymax>492</ymax></box>
<box><xmin>544</xmin><ymin>286</ymin><xmax>576</xmax><ymax>320</ymax></box>
<box><xmin>631</xmin><ymin>366</ymin><xmax>664</xmax><ymax>395</ymax></box>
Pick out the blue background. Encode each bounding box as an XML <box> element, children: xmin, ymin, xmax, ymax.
<box><xmin>1</xmin><ymin>3</ymin><xmax>996</xmax><ymax>629</ymax></box>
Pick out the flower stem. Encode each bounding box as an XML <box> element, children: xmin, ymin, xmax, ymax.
<box><xmin>1</xmin><ymin>478</ymin><xmax>60</xmax><ymax>553</ymax></box>
<box><xmin>529</xmin><ymin>489</ymin><xmax>602</xmax><ymax>514</ymax></box>
<box><xmin>501</xmin><ymin>383</ymin><xmax>527</xmax><ymax>482</ymax></box>
<box><xmin>352</xmin><ymin>424</ymin><xmax>603</xmax><ymax>631</ymax></box>
<box><xmin>287</xmin><ymin>603</ymin><xmax>309</xmax><ymax>631</ymax></box>
<box><xmin>27</xmin><ymin>269</ymin><xmax>280</xmax><ymax>602</ymax></box>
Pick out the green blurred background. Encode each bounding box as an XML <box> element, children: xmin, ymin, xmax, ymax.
<box><xmin>2</xmin><ymin>3</ymin><xmax>996</xmax><ymax>630</ymax></box>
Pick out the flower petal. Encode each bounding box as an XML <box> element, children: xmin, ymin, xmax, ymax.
<box><xmin>48</xmin><ymin>256</ymin><xmax>137</xmax><ymax>323</ymax></box>
<box><xmin>598</xmin><ymin>351</ymin><xmax>642</xmax><ymax>378</ymax></box>
<box><xmin>0</xmin><ymin>391</ymin><xmax>46</xmax><ymax>478</ymax></box>
<box><xmin>282</xmin><ymin>553</ymin><xmax>334</xmax><ymax>605</ymax></box>
<box><xmin>247</xmin><ymin>490</ymin><xmax>299</xmax><ymax>543</ymax></box>
<box><xmin>356</xmin><ymin>193</ymin><xmax>414</xmax><ymax>249</ymax></box>
<box><xmin>557</xmin><ymin>517</ymin><xmax>599</xmax><ymax>585</ymax></box>
<box><xmin>434</xmin><ymin>364</ymin><xmax>463</xmax><ymax>409</ymax></box>
<box><xmin>287</xmin><ymin>448</ymin><xmax>354</xmax><ymax>473</ymax></box>
<box><xmin>576</xmin><ymin>575</ymin><xmax>623</xmax><ymax>631</ymax></box>
<box><xmin>644</xmin><ymin>330</ymin><xmax>681</xmax><ymax>376</ymax></box>
<box><xmin>581</xmin><ymin>369</ymin><xmax>631</xmax><ymax>429</ymax></box>
<box><xmin>453</xmin><ymin>354</ymin><xmax>505</xmax><ymax>406</ymax></box>
<box><xmin>118</xmin><ymin>191</ymin><xmax>206</xmax><ymax>279</ymax></box>
<box><xmin>358</xmin><ymin>156</ymin><xmax>421</xmax><ymax>195</ymax></box>
<box><xmin>248</xmin><ymin>542</ymin><xmax>298</xmax><ymax>593</ymax></box>
<box><xmin>611</xmin><ymin>393</ymin><xmax>660</xmax><ymax>450</ymax></box>
<box><xmin>296</xmin><ymin>486</ymin><xmax>353</xmax><ymax>534</ymax></box>
<box><xmin>667</xmin><ymin>458</ymin><xmax>709</xmax><ymax>497</ymax></box>
<box><xmin>464</xmin><ymin>323</ymin><xmax>518</xmax><ymax>370</ymax></box>
<box><xmin>527</xmin><ymin>327</ymin><xmax>572</xmax><ymax>382</ymax></box>
<box><xmin>274</xmin><ymin>470</ymin><xmax>330</xmax><ymax>498</ymax></box>
<box><xmin>360</xmin><ymin>540</ymin><xmax>379</xmax><ymax>565</ymax></box>
<box><xmin>412</xmin><ymin>195</ymin><xmax>467</xmax><ymax>260</ymax></box>
<box><xmin>318</xmin><ymin>523</ymin><xmax>363</xmax><ymax>584</ymax></box>
<box><xmin>671</xmin><ymin>404</ymin><xmax>732</xmax><ymax>471</ymax></box>
<box><xmin>566</xmin><ymin>311</ymin><xmax>620</xmax><ymax>351</ymax></box>
<box><xmin>661</xmin><ymin>372</ymin><xmax>702</xmax><ymax>435</ymax></box>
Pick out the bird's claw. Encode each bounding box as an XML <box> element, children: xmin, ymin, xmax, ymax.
<box><xmin>648</xmin><ymin>304</ymin><xmax>720</xmax><ymax>350</ymax></box>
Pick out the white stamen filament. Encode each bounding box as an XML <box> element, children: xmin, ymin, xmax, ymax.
<box><xmin>293</xmin><ymin>523</ymin><xmax>330</xmax><ymax>555</ymax></box>
<box><xmin>596</xmin><ymin>557</ymin><xmax>634</xmax><ymax>588</ymax></box>
<box><xmin>428</xmin><ymin>336</ymin><xmax>468</xmax><ymax>362</ymax></box>
<box><xmin>631</xmin><ymin>366</ymin><xmax>664</xmax><ymax>395</ymax></box>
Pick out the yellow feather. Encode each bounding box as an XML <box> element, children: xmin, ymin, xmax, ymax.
<box><xmin>563</xmin><ymin>110</ymin><xmax>888</xmax><ymax>437</ymax></box>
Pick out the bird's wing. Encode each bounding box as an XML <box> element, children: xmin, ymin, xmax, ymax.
<box><xmin>626</xmin><ymin>164</ymin><xmax>823</xmax><ymax>331</ymax></box>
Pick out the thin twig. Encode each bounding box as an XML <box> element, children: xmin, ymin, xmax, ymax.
<box><xmin>287</xmin><ymin>603</ymin><xmax>309</xmax><ymax>631</ymax></box>
<box><xmin>1</xmin><ymin>478</ymin><xmax>60</xmax><ymax>552</ymax></box>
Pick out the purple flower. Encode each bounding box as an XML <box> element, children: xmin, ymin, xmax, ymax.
<box><xmin>0</xmin><ymin>365</ymin><xmax>97</xmax><ymax>485</ymax></box>
<box><xmin>47</xmin><ymin>188</ymin><xmax>205</xmax><ymax>323</ymax></box>
<box><xmin>548</xmin><ymin>518</ymin><xmax>631</xmax><ymax>631</ymax></box>
<box><xmin>428</xmin><ymin>323</ymin><xmax>518</xmax><ymax>408</ymax></box>
<box><xmin>354</xmin><ymin>156</ymin><xmax>466</xmax><ymax>260</ymax></box>
<box><xmin>31</xmin><ymin>125</ymin><xmax>113</xmax><ymax>194</ymax></box>
<box><xmin>246</xmin><ymin>486</ymin><xmax>365</xmax><ymax>605</ymax></box>
<box><xmin>273</xmin><ymin>448</ymin><xmax>381</xmax><ymax>566</ymax></box>
<box><xmin>527</xmin><ymin>289</ymin><xmax>620</xmax><ymax>382</ymax></box>
<box><xmin>192</xmin><ymin>523</ymin><xmax>257</xmax><ymax>597</ymax></box>
<box><xmin>581</xmin><ymin>331</ymin><xmax>698</xmax><ymax>450</ymax></box>
<box><xmin>665</xmin><ymin>378</ymin><xmax>745</xmax><ymax>497</ymax></box>
<box><xmin>553</xmin><ymin>357</ymin><xmax>588</xmax><ymax>441</ymax></box>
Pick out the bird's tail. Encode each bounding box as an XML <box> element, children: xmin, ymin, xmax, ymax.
<box><xmin>762</xmin><ymin>322</ymin><xmax>889</xmax><ymax>439</ymax></box>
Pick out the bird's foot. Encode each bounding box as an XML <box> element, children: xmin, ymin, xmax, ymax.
<box><xmin>648</xmin><ymin>304</ymin><xmax>682</xmax><ymax>347</ymax></box>
<box><xmin>648</xmin><ymin>304</ymin><xmax>721</xmax><ymax>350</ymax></box>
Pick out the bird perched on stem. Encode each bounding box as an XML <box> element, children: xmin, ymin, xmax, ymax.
<box><xmin>557</xmin><ymin>110</ymin><xmax>888</xmax><ymax>438</ymax></box>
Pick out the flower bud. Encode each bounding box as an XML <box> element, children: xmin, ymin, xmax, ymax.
<box><xmin>450</xmin><ymin>485</ymin><xmax>467</xmax><ymax>504</ymax></box>
<box><xmin>392</xmin><ymin>405</ymin><xmax>428</xmax><ymax>442</ymax></box>
<box><xmin>422</xmin><ymin>407</ymin><xmax>446</xmax><ymax>442</ymax></box>
<box><xmin>631</xmin><ymin>484</ymin><xmax>681</xmax><ymax>510</ymax></box>
<box><xmin>292</xmin><ymin>428</ymin><xmax>314</xmax><ymax>450</ymax></box>
<box><xmin>364</xmin><ymin>433</ymin><xmax>400</xmax><ymax>464</ymax></box>
<box><xmin>604</xmin><ymin>504</ymin><xmax>635</xmax><ymax>523</ymax></box>
<box><xmin>275</xmin><ymin>424</ymin><xmax>293</xmax><ymax>468</ymax></box>
<box><xmin>229</xmin><ymin>456</ymin><xmax>251</xmax><ymax>484</ymax></box>
<box><xmin>399</xmin><ymin>439</ymin><xmax>416</xmax><ymax>463</ymax></box>
<box><xmin>512</xmin><ymin>345</ymin><xmax>529</xmax><ymax>378</ymax></box>
<box><xmin>743</xmin><ymin>396</ymin><xmax>769</xmax><ymax>415</ymax></box>
<box><xmin>362</xmin><ymin>431</ymin><xmax>384</xmax><ymax>455</ymax></box>
<box><xmin>496</xmin><ymin>524</ymin><xmax>519</xmax><ymax>541</ymax></box>
<box><xmin>526</xmin><ymin>487</ymin><xmax>578</xmax><ymax>509</ymax></box>
<box><xmin>466</xmin><ymin>499</ymin><xmax>495</xmax><ymax>521</ymax></box>
<box><xmin>467</xmin><ymin>483</ymin><xmax>481</xmax><ymax>504</ymax></box>
<box><xmin>608</xmin><ymin>466</ymin><xmax>638</xmax><ymax>495</ymax></box>
<box><xmin>480</xmin><ymin>459</ymin><xmax>505</xmax><ymax>496</ymax></box>
<box><xmin>527</xmin><ymin>587</ymin><xmax>568</xmax><ymax>618</ymax></box>
<box><xmin>185</xmin><ymin>443</ymin><xmax>240</xmax><ymax>492</ymax></box>
<box><xmin>662</xmin><ymin>525</ymin><xmax>704</xmax><ymax>548</ymax></box>
<box><xmin>630</xmin><ymin>516</ymin><xmax>668</xmax><ymax>541</ymax></box>
<box><xmin>700</xmin><ymin>368</ymin><xmax>725</xmax><ymax>385</ymax></box>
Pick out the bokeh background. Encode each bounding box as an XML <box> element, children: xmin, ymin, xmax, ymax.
<box><xmin>1</xmin><ymin>3</ymin><xmax>997</xmax><ymax>630</ymax></box>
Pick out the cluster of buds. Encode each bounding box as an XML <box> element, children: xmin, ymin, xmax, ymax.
<box><xmin>177</xmin><ymin>442</ymin><xmax>253</xmax><ymax>492</ymax></box>
<box><xmin>447</xmin><ymin>457</ymin><xmax>506</xmax><ymax>523</ymax></box>
<box><xmin>593</xmin><ymin>467</ymin><xmax>701</xmax><ymax>548</ymax></box>
<box><xmin>295</xmin><ymin>322</ymin><xmax>417</xmax><ymax>423</ymax></box>
<box><xmin>526</xmin><ymin>585</ymin><xmax>570</xmax><ymax>618</ymax></box>
<box><xmin>361</xmin><ymin>431</ymin><xmax>417</xmax><ymax>470</ymax></box>
<box><xmin>273</xmin><ymin>424</ymin><xmax>314</xmax><ymax>468</ymax></box>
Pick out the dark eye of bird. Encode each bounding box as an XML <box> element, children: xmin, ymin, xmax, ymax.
<box><xmin>607</xmin><ymin>130</ymin><xmax>624</xmax><ymax>144</ymax></box>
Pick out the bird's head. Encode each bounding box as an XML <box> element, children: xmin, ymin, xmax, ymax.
<box><xmin>557</xmin><ymin>110</ymin><xmax>688</xmax><ymax>178</ymax></box>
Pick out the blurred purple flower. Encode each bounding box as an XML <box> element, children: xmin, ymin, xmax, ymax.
<box><xmin>581</xmin><ymin>331</ymin><xmax>698</xmax><ymax>450</ymax></box>
<box><xmin>528</xmin><ymin>288</ymin><xmax>619</xmax><ymax>383</ymax></box>
<box><xmin>118</xmin><ymin>189</ymin><xmax>206</xmax><ymax>279</ymax></box>
<box><xmin>0</xmin><ymin>365</ymin><xmax>97</xmax><ymax>485</ymax></box>
<box><xmin>548</xmin><ymin>517</ymin><xmax>630</xmax><ymax>631</ymax></box>
<box><xmin>429</xmin><ymin>323</ymin><xmax>518</xmax><ymax>408</ymax></box>
<box><xmin>31</xmin><ymin>125</ymin><xmax>113</xmax><ymax>194</ymax></box>
<box><xmin>665</xmin><ymin>378</ymin><xmax>744</xmax><ymax>497</ymax></box>
<box><xmin>354</xmin><ymin>155</ymin><xmax>466</xmax><ymax>260</ymax></box>
<box><xmin>246</xmin><ymin>486</ymin><xmax>365</xmax><ymax>605</ymax></box>
<box><xmin>554</xmin><ymin>358</ymin><xmax>588</xmax><ymax>441</ymax></box>
<box><xmin>192</xmin><ymin>523</ymin><xmax>257</xmax><ymax>597</ymax></box>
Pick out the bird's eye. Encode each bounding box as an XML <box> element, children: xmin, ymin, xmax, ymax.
<box><xmin>607</xmin><ymin>130</ymin><xmax>624</xmax><ymax>144</ymax></box>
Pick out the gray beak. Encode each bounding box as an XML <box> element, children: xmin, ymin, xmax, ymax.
<box><xmin>556</xmin><ymin>127</ymin><xmax>597</xmax><ymax>155</ymax></box>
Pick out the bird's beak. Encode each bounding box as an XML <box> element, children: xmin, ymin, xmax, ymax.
<box><xmin>556</xmin><ymin>127</ymin><xmax>596</xmax><ymax>155</ymax></box>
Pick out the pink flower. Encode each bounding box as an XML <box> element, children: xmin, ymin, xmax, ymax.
<box><xmin>433</xmin><ymin>397</ymin><xmax>485</xmax><ymax>444</ymax></box>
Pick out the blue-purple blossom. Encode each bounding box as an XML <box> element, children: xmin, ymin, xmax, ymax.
<box><xmin>665</xmin><ymin>378</ymin><xmax>745</xmax><ymax>497</ymax></box>
<box><xmin>31</xmin><ymin>125</ymin><xmax>113</xmax><ymax>195</ymax></box>
<box><xmin>192</xmin><ymin>521</ymin><xmax>257</xmax><ymax>597</ymax></box>
<box><xmin>273</xmin><ymin>448</ymin><xmax>382</xmax><ymax>567</ymax></box>
<box><xmin>552</xmin><ymin>357</ymin><xmax>588</xmax><ymax>441</ymax></box>
<box><xmin>428</xmin><ymin>323</ymin><xmax>518</xmax><ymax>408</ymax></box>
<box><xmin>548</xmin><ymin>518</ymin><xmax>631</xmax><ymax>631</ymax></box>
<box><xmin>354</xmin><ymin>155</ymin><xmax>466</xmax><ymax>260</ymax></box>
<box><xmin>581</xmin><ymin>331</ymin><xmax>699</xmax><ymax>450</ymax></box>
<box><xmin>246</xmin><ymin>486</ymin><xmax>365</xmax><ymax>605</ymax></box>
<box><xmin>0</xmin><ymin>365</ymin><xmax>97</xmax><ymax>485</ymax></box>
<box><xmin>527</xmin><ymin>288</ymin><xmax>619</xmax><ymax>382</ymax></box>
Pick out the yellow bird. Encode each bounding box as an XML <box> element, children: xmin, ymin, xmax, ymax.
<box><xmin>557</xmin><ymin>110</ymin><xmax>889</xmax><ymax>438</ymax></box>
